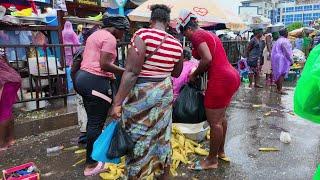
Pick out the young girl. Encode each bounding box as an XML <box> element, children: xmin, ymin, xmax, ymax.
<box><xmin>0</xmin><ymin>48</ymin><xmax>21</xmax><ymax>151</ymax></box>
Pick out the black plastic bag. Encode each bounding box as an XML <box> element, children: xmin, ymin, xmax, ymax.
<box><xmin>173</xmin><ymin>83</ymin><xmax>206</xmax><ymax>124</ymax></box>
<box><xmin>107</xmin><ymin>121</ymin><xmax>135</xmax><ymax>159</ymax></box>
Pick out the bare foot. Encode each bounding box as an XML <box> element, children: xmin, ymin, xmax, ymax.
<box><xmin>84</xmin><ymin>162</ymin><xmax>105</xmax><ymax>176</ymax></box>
<box><xmin>7</xmin><ymin>139</ymin><xmax>15</xmax><ymax>147</ymax></box>
<box><xmin>0</xmin><ymin>145</ymin><xmax>8</xmax><ymax>152</ymax></box>
<box><xmin>189</xmin><ymin>157</ymin><xmax>218</xmax><ymax>170</ymax></box>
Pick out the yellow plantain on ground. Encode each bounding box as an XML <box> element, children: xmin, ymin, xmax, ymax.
<box><xmin>170</xmin><ymin>125</ymin><xmax>209</xmax><ymax>176</ymax></box>
<box><xmin>99</xmin><ymin>125</ymin><xmax>210</xmax><ymax>179</ymax></box>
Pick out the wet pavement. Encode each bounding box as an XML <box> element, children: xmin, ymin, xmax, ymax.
<box><xmin>1</xmin><ymin>83</ymin><xmax>319</xmax><ymax>180</ymax></box>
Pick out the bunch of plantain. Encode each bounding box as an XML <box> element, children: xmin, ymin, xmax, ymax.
<box><xmin>170</xmin><ymin>125</ymin><xmax>209</xmax><ymax>176</ymax></box>
<box><xmin>87</xmin><ymin>12</ymin><xmax>103</xmax><ymax>21</ymax></box>
<box><xmin>100</xmin><ymin>157</ymin><xmax>125</xmax><ymax>179</ymax></box>
<box><xmin>99</xmin><ymin>126</ymin><xmax>210</xmax><ymax>178</ymax></box>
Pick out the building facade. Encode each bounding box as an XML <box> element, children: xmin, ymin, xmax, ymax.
<box><xmin>271</xmin><ymin>0</ymin><xmax>320</xmax><ymax>26</ymax></box>
<box><xmin>240</xmin><ymin>0</ymin><xmax>320</xmax><ymax>26</ymax></box>
<box><xmin>239</xmin><ymin>0</ymin><xmax>274</xmax><ymax>18</ymax></box>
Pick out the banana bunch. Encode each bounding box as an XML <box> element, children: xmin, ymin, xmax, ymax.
<box><xmin>11</xmin><ymin>8</ymin><xmax>33</xmax><ymax>17</ymax></box>
<box><xmin>99</xmin><ymin>126</ymin><xmax>210</xmax><ymax>178</ymax></box>
<box><xmin>87</xmin><ymin>12</ymin><xmax>103</xmax><ymax>21</ymax></box>
<box><xmin>100</xmin><ymin>157</ymin><xmax>125</xmax><ymax>180</ymax></box>
<box><xmin>170</xmin><ymin>125</ymin><xmax>209</xmax><ymax>176</ymax></box>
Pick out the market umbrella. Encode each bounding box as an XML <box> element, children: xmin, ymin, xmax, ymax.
<box><xmin>127</xmin><ymin>0</ymin><xmax>246</xmax><ymax>30</ymax></box>
<box><xmin>289</xmin><ymin>27</ymin><xmax>317</xmax><ymax>38</ymax></box>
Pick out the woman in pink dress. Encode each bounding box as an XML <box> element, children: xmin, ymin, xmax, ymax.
<box><xmin>0</xmin><ymin>48</ymin><xmax>21</xmax><ymax>151</ymax></box>
<box><xmin>62</xmin><ymin>21</ymin><xmax>80</xmax><ymax>67</ymax></box>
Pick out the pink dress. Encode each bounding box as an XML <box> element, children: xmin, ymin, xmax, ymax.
<box><xmin>62</xmin><ymin>21</ymin><xmax>80</xmax><ymax>67</ymax></box>
<box><xmin>0</xmin><ymin>59</ymin><xmax>21</xmax><ymax>122</ymax></box>
<box><xmin>172</xmin><ymin>60</ymin><xmax>198</xmax><ymax>101</ymax></box>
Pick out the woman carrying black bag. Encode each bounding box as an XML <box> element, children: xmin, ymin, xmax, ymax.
<box><xmin>109</xmin><ymin>4</ymin><xmax>183</xmax><ymax>179</ymax></box>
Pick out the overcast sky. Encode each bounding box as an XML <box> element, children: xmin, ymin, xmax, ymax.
<box><xmin>218</xmin><ymin>0</ymin><xmax>242</xmax><ymax>14</ymax></box>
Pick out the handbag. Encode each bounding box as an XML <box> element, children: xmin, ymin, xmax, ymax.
<box><xmin>173</xmin><ymin>82</ymin><xmax>206</xmax><ymax>124</ymax></box>
<box><xmin>107</xmin><ymin>120</ymin><xmax>135</xmax><ymax>158</ymax></box>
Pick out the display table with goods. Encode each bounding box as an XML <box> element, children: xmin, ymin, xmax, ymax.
<box><xmin>0</xmin><ymin>4</ymin><xmax>72</xmax><ymax>109</ymax></box>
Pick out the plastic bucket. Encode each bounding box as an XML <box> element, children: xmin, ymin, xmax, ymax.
<box><xmin>45</xmin><ymin>16</ymin><xmax>58</xmax><ymax>26</ymax></box>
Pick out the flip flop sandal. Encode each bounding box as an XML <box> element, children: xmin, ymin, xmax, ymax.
<box><xmin>0</xmin><ymin>146</ymin><xmax>8</xmax><ymax>152</ymax></box>
<box><xmin>188</xmin><ymin>160</ymin><xmax>218</xmax><ymax>171</ymax></box>
<box><xmin>218</xmin><ymin>155</ymin><xmax>230</xmax><ymax>162</ymax></box>
<box><xmin>84</xmin><ymin>162</ymin><xmax>106</xmax><ymax>176</ymax></box>
<box><xmin>78</xmin><ymin>135</ymin><xmax>87</xmax><ymax>145</ymax></box>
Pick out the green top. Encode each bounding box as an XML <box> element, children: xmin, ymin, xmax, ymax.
<box><xmin>314</xmin><ymin>165</ymin><xmax>320</xmax><ymax>180</ymax></box>
<box><xmin>303</xmin><ymin>37</ymin><xmax>312</xmax><ymax>48</ymax></box>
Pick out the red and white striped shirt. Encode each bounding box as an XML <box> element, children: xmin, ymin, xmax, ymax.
<box><xmin>131</xmin><ymin>28</ymin><xmax>183</xmax><ymax>78</ymax></box>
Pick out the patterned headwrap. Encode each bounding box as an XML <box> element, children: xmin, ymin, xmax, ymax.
<box><xmin>102</xmin><ymin>14</ymin><xmax>130</xmax><ymax>31</ymax></box>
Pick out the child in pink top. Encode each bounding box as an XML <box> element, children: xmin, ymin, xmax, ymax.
<box><xmin>172</xmin><ymin>48</ymin><xmax>198</xmax><ymax>101</ymax></box>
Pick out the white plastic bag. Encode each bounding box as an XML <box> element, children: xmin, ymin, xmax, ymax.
<box><xmin>280</xmin><ymin>131</ymin><xmax>291</xmax><ymax>144</ymax></box>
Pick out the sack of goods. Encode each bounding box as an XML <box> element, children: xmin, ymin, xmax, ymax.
<box><xmin>173</xmin><ymin>83</ymin><xmax>206</xmax><ymax>124</ymax></box>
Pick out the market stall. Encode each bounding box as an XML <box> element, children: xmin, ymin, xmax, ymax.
<box><xmin>0</xmin><ymin>1</ymin><xmax>70</xmax><ymax>110</ymax></box>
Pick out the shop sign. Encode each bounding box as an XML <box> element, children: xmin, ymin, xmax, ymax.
<box><xmin>34</xmin><ymin>0</ymin><xmax>51</xmax><ymax>3</ymax></box>
<box><xmin>76</xmin><ymin>0</ymin><xmax>100</xmax><ymax>6</ymax></box>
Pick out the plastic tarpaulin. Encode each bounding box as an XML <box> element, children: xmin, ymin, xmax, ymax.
<box><xmin>294</xmin><ymin>44</ymin><xmax>320</xmax><ymax>124</ymax></box>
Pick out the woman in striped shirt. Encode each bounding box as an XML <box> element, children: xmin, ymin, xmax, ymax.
<box><xmin>109</xmin><ymin>4</ymin><xmax>183</xmax><ymax>179</ymax></box>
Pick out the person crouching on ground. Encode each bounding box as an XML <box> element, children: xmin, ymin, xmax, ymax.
<box><xmin>172</xmin><ymin>48</ymin><xmax>198</xmax><ymax>102</ymax></box>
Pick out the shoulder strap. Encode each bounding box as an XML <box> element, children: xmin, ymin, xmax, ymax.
<box><xmin>145</xmin><ymin>34</ymin><xmax>168</xmax><ymax>62</ymax></box>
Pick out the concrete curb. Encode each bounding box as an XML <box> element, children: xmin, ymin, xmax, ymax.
<box><xmin>14</xmin><ymin>112</ymin><xmax>78</xmax><ymax>139</ymax></box>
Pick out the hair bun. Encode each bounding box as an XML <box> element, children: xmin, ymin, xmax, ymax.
<box><xmin>150</xmin><ymin>4</ymin><xmax>171</xmax><ymax>14</ymax></box>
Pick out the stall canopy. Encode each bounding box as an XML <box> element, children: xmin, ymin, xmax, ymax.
<box><xmin>127</xmin><ymin>0</ymin><xmax>246</xmax><ymax>30</ymax></box>
<box><xmin>289</xmin><ymin>27</ymin><xmax>317</xmax><ymax>38</ymax></box>
<box><xmin>0</xmin><ymin>0</ymin><xmax>37</xmax><ymax>13</ymax></box>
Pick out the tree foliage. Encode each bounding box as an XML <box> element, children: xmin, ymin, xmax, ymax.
<box><xmin>287</xmin><ymin>22</ymin><xmax>304</xmax><ymax>32</ymax></box>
